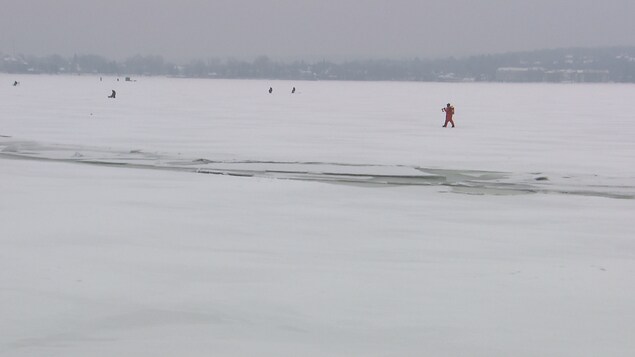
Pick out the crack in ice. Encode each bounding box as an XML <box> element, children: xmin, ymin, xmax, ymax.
<box><xmin>1</xmin><ymin>138</ymin><xmax>633</xmax><ymax>199</ymax></box>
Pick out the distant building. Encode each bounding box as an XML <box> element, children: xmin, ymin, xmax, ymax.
<box><xmin>496</xmin><ymin>67</ymin><xmax>610</xmax><ymax>83</ymax></box>
<box><xmin>543</xmin><ymin>69</ymin><xmax>610</xmax><ymax>83</ymax></box>
<box><xmin>495</xmin><ymin>67</ymin><xmax>545</xmax><ymax>82</ymax></box>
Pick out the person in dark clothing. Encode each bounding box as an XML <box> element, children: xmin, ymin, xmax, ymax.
<box><xmin>108</xmin><ymin>90</ymin><xmax>116</xmax><ymax>98</ymax></box>
<box><xmin>268</xmin><ymin>87</ymin><xmax>273</xmax><ymax>94</ymax></box>
<box><xmin>292</xmin><ymin>87</ymin><xmax>296</xmax><ymax>94</ymax></box>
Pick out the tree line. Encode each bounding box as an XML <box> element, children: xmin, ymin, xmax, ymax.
<box><xmin>2</xmin><ymin>47</ymin><xmax>634</xmax><ymax>82</ymax></box>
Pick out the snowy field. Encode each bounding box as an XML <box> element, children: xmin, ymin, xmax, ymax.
<box><xmin>1</xmin><ymin>74</ymin><xmax>634</xmax><ymax>356</ymax></box>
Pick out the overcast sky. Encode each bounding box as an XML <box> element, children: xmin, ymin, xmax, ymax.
<box><xmin>1</xmin><ymin>0</ymin><xmax>634</xmax><ymax>62</ymax></box>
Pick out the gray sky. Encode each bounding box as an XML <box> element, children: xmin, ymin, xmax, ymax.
<box><xmin>1</xmin><ymin>0</ymin><xmax>634</xmax><ymax>62</ymax></box>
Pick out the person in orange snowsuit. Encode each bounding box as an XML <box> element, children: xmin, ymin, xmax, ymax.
<box><xmin>442</xmin><ymin>103</ymin><xmax>455</xmax><ymax>127</ymax></box>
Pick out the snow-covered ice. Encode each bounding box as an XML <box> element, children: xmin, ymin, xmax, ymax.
<box><xmin>1</xmin><ymin>74</ymin><xmax>634</xmax><ymax>356</ymax></box>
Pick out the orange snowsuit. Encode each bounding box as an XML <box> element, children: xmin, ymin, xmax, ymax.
<box><xmin>442</xmin><ymin>106</ymin><xmax>455</xmax><ymax>127</ymax></box>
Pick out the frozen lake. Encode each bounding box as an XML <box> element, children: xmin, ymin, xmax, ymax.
<box><xmin>1</xmin><ymin>74</ymin><xmax>635</xmax><ymax>356</ymax></box>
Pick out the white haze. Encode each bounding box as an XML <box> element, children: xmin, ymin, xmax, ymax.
<box><xmin>1</xmin><ymin>0</ymin><xmax>634</xmax><ymax>61</ymax></box>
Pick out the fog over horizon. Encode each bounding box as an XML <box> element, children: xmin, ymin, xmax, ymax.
<box><xmin>1</xmin><ymin>0</ymin><xmax>634</xmax><ymax>62</ymax></box>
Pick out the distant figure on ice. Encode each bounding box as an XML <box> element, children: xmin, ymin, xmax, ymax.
<box><xmin>108</xmin><ymin>90</ymin><xmax>116</xmax><ymax>98</ymax></box>
<box><xmin>291</xmin><ymin>87</ymin><xmax>296</xmax><ymax>94</ymax></box>
<box><xmin>442</xmin><ymin>103</ymin><xmax>455</xmax><ymax>128</ymax></box>
<box><xmin>268</xmin><ymin>87</ymin><xmax>273</xmax><ymax>94</ymax></box>
<box><xmin>13</xmin><ymin>81</ymin><xmax>19</xmax><ymax>86</ymax></box>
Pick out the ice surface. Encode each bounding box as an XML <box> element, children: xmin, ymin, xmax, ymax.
<box><xmin>1</xmin><ymin>74</ymin><xmax>635</xmax><ymax>356</ymax></box>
